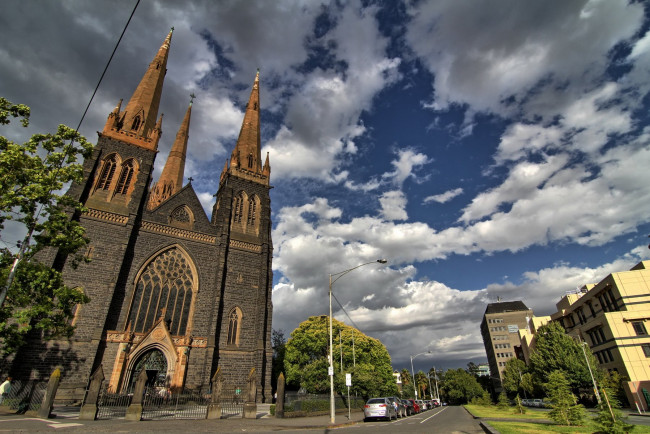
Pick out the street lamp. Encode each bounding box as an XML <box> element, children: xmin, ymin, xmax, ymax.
<box><xmin>410</xmin><ymin>351</ymin><xmax>432</xmax><ymax>400</ymax></box>
<box><xmin>580</xmin><ymin>341</ymin><xmax>601</xmax><ymax>404</ymax></box>
<box><xmin>328</xmin><ymin>259</ymin><xmax>387</xmax><ymax>424</ymax></box>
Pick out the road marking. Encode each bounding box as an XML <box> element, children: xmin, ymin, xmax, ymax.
<box><xmin>421</xmin><ymin>407</ymin><xmax>448</xmax><ymax>423</ymax></box>
<box><xmin>50</xmin><ymin>423</ymin><xmax>84</xmax><ymax>429</ymax></box>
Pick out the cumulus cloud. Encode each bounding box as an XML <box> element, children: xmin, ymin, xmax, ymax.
<box><xmin>379</xmin><ymin>191</ymin><xmax>408</xmax><ymax>221</ymax></box>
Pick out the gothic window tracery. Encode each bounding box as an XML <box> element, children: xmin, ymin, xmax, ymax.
<box><xmin>247</xmin><ymin>153</ymin><xmax>253</xmax><ymax>168</ymax></box>
<box><xmin>114</xmin><ymin>159</ymin><xmax>136</xmax><ymax>195</ymax></box>
<box><xmin>227</xmin><ymin>307</ymin><xmax>242</xmax><ymax>346</ymax></box>
<box><xmin>96</xmin><ymin>154</ymin><xmax>118</xmax><ymax>191</ymax></box>
<box><xmin>233</xmin><ymin>192</ymin><xmax>245</xmax><ymax>224</ymax></box>
<box><xmin>247</xmin><ymin>196</ymin><xmax>257</xmax><ymax>225</ymax></box>
<box><xmin>128</xmin><ymin>247</ymin><xmax>197</xmax><ymax>336</ymax></box>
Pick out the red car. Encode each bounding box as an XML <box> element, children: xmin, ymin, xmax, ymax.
<box><xmin>408</xmin><ymin>399</ymin><xmax>420</xmax><ymax>414</ymax></box>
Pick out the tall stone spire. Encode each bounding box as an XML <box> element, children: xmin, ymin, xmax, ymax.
<box><xmin>230</xmin><ymin>70</ymin><xmax>262</xmax><ymax>173</ymax></box>
<box><xmin>102</xmin><ymin>29</ymin><xmax>173</xmax><ymax>150</ymax></box>
<box><xmin>148</xmin><ymin>96</ymin><xmax>193</xmax><ymax>210</ymax></box>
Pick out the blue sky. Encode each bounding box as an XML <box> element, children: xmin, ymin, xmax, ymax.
<box><xmin>1</xmin><ymin>0</ymin><xmax>649</xmax><ymax>373</ymax></box>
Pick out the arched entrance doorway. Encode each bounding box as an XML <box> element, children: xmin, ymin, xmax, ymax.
<box><xmin>128</xmin><ymin>349</ymin><xmax>168</xmax><ymax>392</ymax></box>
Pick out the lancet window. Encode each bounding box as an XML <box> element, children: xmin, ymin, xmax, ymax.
<box><xmin>96</xmin><ymin>154</ymin><xmax>118</xmax><ymax>191</ymax></box>
<box><xmin>131</xmin><ymin>115</ymin><xmax>141</xmax><ymax>131</ymax></box>
<box><xmin>128</xmin><ymin>247</ymin><xmax>197</xmax><ymax>336</ymax></box>
<box><xmin>227</xmin><ymin>307</ymin><xmax>242</xmax><ymax>346</ymax></box>
<box><xmin>233</xmin><ymin>192</ymin><xmax>244</xmax><ymax>223</ymax></box>
<box><xmin>115</xmin><ymin>159</ymin><xmax>136</xmax><ymax>195</ymax></box>
<box><xmin>247</xmin><ymin>196</ymin><xmax>257</xmax><ymax>225</ymax></box>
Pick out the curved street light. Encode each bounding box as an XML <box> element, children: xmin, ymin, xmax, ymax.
<box><xmin>410</xmin><ymin>350</ymin><xmax>432</xmax><ymax>400</ymax></box>
<box><xmin>328</xmin><ymin>259</ymin><xmax>387</xmax><ymax>424</ymax></box>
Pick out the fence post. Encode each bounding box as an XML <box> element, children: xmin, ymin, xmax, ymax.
<box><xmin>206</xmin><ymin>368</ymin><xmax>222</xmax><ymax>419</ymax></box>
<box><xmin>125</xmin><ymin>369</ymin><xmax>147</xmax><ymax>421</ymax></box>
<box><xmin>243</xmin><ymin>368</ymin><xmax>257</xmax><ymax>419</ymax></box>
<box><xmin>79</xmin><ymin>365</ymin><xmax>104</xmax><ymax>420</ymax></box>
<box><xmin>37</xmin><ymin>368</ymin><xmax>61</xmax><ymax>419</ymax></box>
<box><xmin>276</xmin><ymin>373</ymin><xmax>285</xmax><ymax>418</ymax></box>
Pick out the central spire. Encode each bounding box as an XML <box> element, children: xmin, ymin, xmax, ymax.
<box><xmin>148</xmin><ymin>96</ymin><xmax>192</xmax><ymax>210</ymax></box>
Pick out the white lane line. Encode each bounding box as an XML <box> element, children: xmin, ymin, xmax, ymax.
<box><xmin>420</xmin><ymin>407</ymin><xmax>448</xmax><ymax>423</ymax></box>
<box><xmin>50</xmin><ymin>423</ymin><xmax>84</xmax><ymax>429</ymax></box>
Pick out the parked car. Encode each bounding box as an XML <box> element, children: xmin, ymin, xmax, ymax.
<box><xmin>532</xmin><ymin>399</ymin><xmax>543</xmax><ymax>407</ymax></box>
<box><xmin>402</xmin><ymin>399</ymin><xmax>415</xmax><ymax>416</ymax></box>
<box><xmin>431</xmin><ymin>398</ymin><xmax>441</xmax><ymax>408</ymax></box>
<box><xmin>408</xmin><ymin>399</ymin><xmax>420</xmax><ymax>414</ymax></box>
<box><xmin>364</xmin><ymin>397</ymin><xmax>398</xmax><ymax>421</ymax></box>
<box><xmin>386</xmin><ymin>396</ymin><xmax>406</xmax><ymax>418</ymax></box>
<box><xmin>417</xmin><ymin>399</ymin><xmax>427</xmax><ymax>411</ymax></box>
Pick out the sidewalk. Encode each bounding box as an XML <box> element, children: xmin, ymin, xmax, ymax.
<box><xmin>0</xmin><ymin>405</ymin><xmax>365</xmax><ymax>432</ymax></box>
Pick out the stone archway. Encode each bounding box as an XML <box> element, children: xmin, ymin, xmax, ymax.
<box><xmin>128</xmin><ymin>349</ymin><xmax>168</xmax><ymax>392</ymax></box>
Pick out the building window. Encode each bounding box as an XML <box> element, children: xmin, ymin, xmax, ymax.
<box><xmin>131</xmin><ymin>115</ymin><xmax>141</xmax><ymax>131</ymax></box>
<box><xmin>586</xmin><ymin>301</ymin><xmax>596</xmax><ymax>317</ymax></box>
<box><xmin>576</xmin><ymin>308</ymin><xmax>587</xmax><ymax>325</ymax></box>
<box><xmin>96</xmin><ymin>154</ymin><xmax>118</xmax><ymax>190</ymax></box>
<box><xmin>114</xmin><ymin>159</ymin><xmax>135</xmax><ymax>195</ymax></box>
<box><xmin>633</xmin><ymin>321</ymin><xmax>648</xmax><ymax>336</ymax></box>
<box><xmin>227</xmin><ymin>307</ymin><xmax>242</xmax><ymax>346</ymax></box>
<box><xmin>642</xmin><ymin>344</ymin><xmax>650</xmax><ymax>358</ymax></box>
<box><xmin>247</xmin><ymin>153</ymin><xmax>253</xmax><ymax>168</ymax></box>
<box><xmin>247</xmin><ymin>196</ymin><xmax>256</xmax><ymax>225</ymax></box>
<box><xmin>233</xmin><ymin>192</ymin><xmax>244</xmax><ymax>223</ymax></box>
<box><xmin>128</xmin><ymin>247</ymin><xmax>196</xmax><ymax>336</ymax></box>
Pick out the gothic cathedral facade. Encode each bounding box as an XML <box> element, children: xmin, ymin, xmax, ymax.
<box><xmin>10</xmin><ymin>30</ymin><xmax>273</xmax><ymax>402</ymax></box>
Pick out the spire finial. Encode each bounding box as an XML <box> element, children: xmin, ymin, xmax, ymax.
<box><xmin>190</xmin><ymin>93</ymin><xmax>196</xmax><ymax>105</ymax></box>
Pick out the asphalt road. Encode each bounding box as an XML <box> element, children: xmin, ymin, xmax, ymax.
<box><xmin>345</xmin><ymin>406</ymin><xmax>484</xmax><ymax>433</ymax></box>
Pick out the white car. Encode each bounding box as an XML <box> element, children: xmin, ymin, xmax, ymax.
<box><xmin>364</xmin><ymin>397</ymin><xmax>398</xmax><ymax>421</ymax></box>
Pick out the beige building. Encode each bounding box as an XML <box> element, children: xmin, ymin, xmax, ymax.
<box><xmin>480</xmin><ymin>301</ymin><xmax>533</xmax><ymax>388</ymax></box>
<box><xmin>550</xmin><ymin>261</ymin><xmax>650</xmax><ymax>410</ymax></box>
<box><xmin>518</xmin><ymin>315</ymin><xmax>551</xmax><ymax>364</ymax></box>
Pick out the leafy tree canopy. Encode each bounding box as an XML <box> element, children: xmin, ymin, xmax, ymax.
<box><xmin>441</xmin><ymin>368</ymin><xmax>486</xmax><ymax>405</ymax></box>
<box><xmin>284</xmin><ymin>315</ymin><xmax>397</xmax><ymax>398</ymax></box>
<box><xmin>0</xmin><ymin>97</ymin><xmax>93</xmax><ymax>354</ymax></box>
<box><xmin>529</xmin><ymin>321</ymin><xmax>600</xmax><ymax>390</ymax></box>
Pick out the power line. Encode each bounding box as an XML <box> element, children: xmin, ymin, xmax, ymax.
<box><xmin>331</xmin><ymin>293</ymin><xmax>363</xmax><ymax>332</ymax></box>
<box><xmin>74</xmin><ymin>0</ymin><xmax>141</xmax><ymax>133</ymax></box>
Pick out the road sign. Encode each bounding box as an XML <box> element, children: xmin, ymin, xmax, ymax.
<box><xmin>328</xmin><ymin>366</ymin><xmax>334</xmax><ymax>376</ymax></box>
<box><xmin>345</xmin><ymin>373</ymin><xmax>352</xmax><ymax>386</ymax></box>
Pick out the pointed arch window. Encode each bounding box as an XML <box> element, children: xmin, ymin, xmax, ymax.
<box><xmin>128</xmin><ymin>247</ymin><xmax>197</xmax><ymax>336</ymax></box>
<box><xmin>131</xmin><ymin>115</ymin><xmax>141</xmax><ymax>131</ymax></box>
<box><xmin>96</xmin><ymin>154</ymin><xmax>118</xmax><ymax>190</ymax></box>
<box><xmin>247</xmin><ymin>196</ymin><xmax>257</xmax><ymax>225</ymax></box>
<box><xmin>247</xmin><ymin>153</ymin><xmax>254</xmax><ymax>169</ymax></box>
<box><xmin>115</xmin><ymin>159</ymin><xmax>136</xmax><ymax>195</ymax></box>
<box><xmin>227</xmin><ymin>307</ymin><xmax>242</xmax><ymax>346</ymax></box>
<box><xmin>233</xmin><ymin>192</ymin><xmax>244</xmax><ymax>223</ymax></box>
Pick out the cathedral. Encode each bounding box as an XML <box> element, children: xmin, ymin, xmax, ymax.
<box><xmin>10</xmin><ymin>30</ymin><xmax>274</xmax><ymax>402</ymax></box>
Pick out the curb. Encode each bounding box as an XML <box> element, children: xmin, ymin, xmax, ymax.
<box><xmin>480</xmin><ymin>420</ymin><xmax>499</xmax><ymax>434</ymax></box>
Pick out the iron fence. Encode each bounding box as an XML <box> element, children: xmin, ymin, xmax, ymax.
<box><xmin>218</xmin><ymin>384</ymin><xmax>244</xmax><ymax>418</ymax></box>
<box><xmin>96</xmin><ymin>385</ymin><xmax>131</xmax><ymax>419</ymax></box>
<box><xmin>0</xmin><ymin>380</ymin><xmax>46</xmax><ymax>413</ymax></box>
<box><xmin>141</xmin><ymin>387</ymin><xmax>209</xmax><ymax>420</ymax></box>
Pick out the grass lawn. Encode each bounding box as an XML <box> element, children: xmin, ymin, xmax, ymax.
<box><xmin>464</xmin><ymin>404</ymin><xmax>550</xmax><ymax>420</ymax></box>
<box><xmin>488</xmin><ymin>420</ymin><xmax>650</xmax><ymax>434</ymax></box>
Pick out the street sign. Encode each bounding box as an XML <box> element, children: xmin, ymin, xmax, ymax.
<box><xmin>345</xmin><ymin>373</ymin><xmax>352</xmax><ymax>386</ymax></box>
<box><xmin>328</xmin><ymin>366</ymin><xmax>334</xmax><ymax>376</ymax></box>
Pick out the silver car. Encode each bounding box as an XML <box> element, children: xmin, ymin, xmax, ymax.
<box><xmin>363</xmin><ymin>397</ymin><xmax>398</xmax><ymax>421</ymax></box>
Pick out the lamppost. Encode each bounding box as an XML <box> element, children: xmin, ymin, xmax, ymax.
<box><xmin>410</xmin><ymin>351</ymin><xmax>431</xmax><ymax>400</ymax></box>
<box><xmin>580</xmin><ymin>341</ymin><xmax>601</xmax><ymax>404</ymax></box>
<box><xmin>328</xmin><ymin>259</ymin><xmax>387</xmax><ymax>424</ymax></box>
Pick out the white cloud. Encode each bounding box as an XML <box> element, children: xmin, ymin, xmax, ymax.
<box><xmin>382</xmin><ymin>149</ymin><xmax>431</xmax><ymax>187</ymax></box>
<box><xmin>424</xmin><ymin>188</ymin><xmax>463</xmax><ymax>204</ymax></box>
<box><xmin>379</xmin><ymin>191</ymin><xmax>408</xmax><ymax>221</ymax></box>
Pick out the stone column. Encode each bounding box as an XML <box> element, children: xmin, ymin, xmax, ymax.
<box><xmin>125</xmin><ymin>369</ymin><xmax>148</xmax><ymax>421</ymax></box>
<box><xmin>206</xmin><ymin>368</ymin><xmax>223</xmax><ymax>419</ymax></box>
<box><xmin>276</xmin><ymin>373</ymin><xmax>285</xmax><ymax>418</ymax></box>
<box><xmin>37</xmin><ymin>368</ymin><xmax>61</xmax><ymax>419</ymax></box>
<box><xmin>243</xmin><ymin>368</ymin><xmax>257</xmax><ymax>419</ymax></box>
<box><xmin>79</xmin><ymin>366</ymin><xmax>104</xmax><ymax>420</ymax></box>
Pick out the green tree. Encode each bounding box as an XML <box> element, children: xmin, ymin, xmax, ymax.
<box><xmin>595</xmin><ymin>387</ymin><xmax>634</xmax><ymax>434</ymax></box>
<box><xmin>415</xmin><ymin>370</ymin><xmax>429</xmax><ymax>399</ymax></box>
<box><xmin>502</xmin><ymin>358</ymin><xmax>534</xmax><ymax>398</ymax></box>
<box><xmin>544</xmin><ymin>370</ymin><xmax>586</xmax><ymax>426</ymax></box>
<box><xmin>0</xmin><ymin>97</ymin><xmax>93</xmax><ymax>354</ymax></box>
<box><xmin>514</xmin><ymin>394</ymin><xmax>526</xmax><ymax>414</ymax></box>
<box><xmin>529</xmin><ymin>321</ymin><xmax>599</xmax><ymax>391</ymax></box>
<box><xmin>400</xmin><ymin>368</ymin><xmax>414</xmax><ymax>398</ymax></box>
<box><xmin>466</xmin><ymin>362</ymin><xmax>480</xmax><ymax>377</ymax></box>
<box><xmin>284</xmin><ymin>316</ymin><xmax>397</xmax><ymax>398</ymax></box>
<box><xmin>497</xmin><ymin>390</ymin><xmax>510</xmax><ymax>408</ymax></box>
<box><xmin>441</xmin><ymin>368</ymin><xmax>486</xmax><ymax>405</ymax></box>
